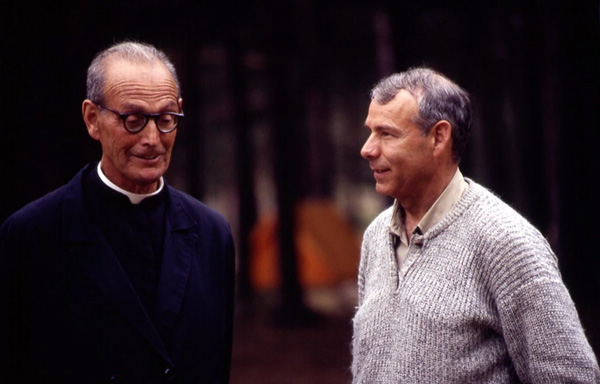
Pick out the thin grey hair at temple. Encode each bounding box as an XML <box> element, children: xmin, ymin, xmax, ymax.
<box><xmin>86</xmin><ymin>40</ymin><xmax>182</xmax><ymax>104</ymax></box>
<box><xmin>370</xmin><ymin>67</ymin><xmax>472</xmax><ymax>163</ymax></box>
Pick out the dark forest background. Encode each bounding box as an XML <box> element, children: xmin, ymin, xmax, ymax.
<box><xmin>2</xmin><ymin>0</ymin><xmax>599</xmax><ymax>370</ymax></box>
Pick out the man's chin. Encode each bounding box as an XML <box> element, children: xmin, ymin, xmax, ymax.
<box><xmin>375</xmin><ymin>183</ymin><xmax>388</xmax><ymax>195</ymax></box>
<box><xmin>130</xmin><ymin>170</ymin><xmax>166</xmax><ymax>193</ymax></box>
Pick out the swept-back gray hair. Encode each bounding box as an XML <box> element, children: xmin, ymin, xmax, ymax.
<box><xmin>86</xmin><ymin>41</ymin><xmax>181</xmax><ymax>104</ymax></box>
<box><xmin>371</xmin><ymin>67</ymin><xmax>472</xmax><ymax>163</ymax></box>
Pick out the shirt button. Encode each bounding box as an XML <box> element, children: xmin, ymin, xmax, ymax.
<box><xmin>164</xmin><ymin>367</ymin><xmax>176</xmax><ymax>380</ymax></box>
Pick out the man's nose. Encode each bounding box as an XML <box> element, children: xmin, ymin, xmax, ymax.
<box><xmin>361</xmin><ymin>135</ymin><xmax>379</xmax><ymax>159</ymax></box>
<box><xmin>139</xmin><ymin>119</ymin><xmax>162</xmax><ymax>145</ymax></box>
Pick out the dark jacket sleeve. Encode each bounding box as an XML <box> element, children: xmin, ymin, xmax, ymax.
<box><xmin>0</xmin><ymin>213</ymin><xmax>34</xmax><ymax>383</ymax></box>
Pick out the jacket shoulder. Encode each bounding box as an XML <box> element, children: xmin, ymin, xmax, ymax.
<box><xmin>165</xmin><ymin>186</ymin><xmax>232</xmax><ymax>232</ymax></box>
<box><xmin>3</xmin><ymin>183</ymin><xmax>73</xmax><ymax>230</ymax></box>
<box><xmin>1</xmin><ymin>165</ymin><xmax>92</xmax><ymax>236</ymax></box>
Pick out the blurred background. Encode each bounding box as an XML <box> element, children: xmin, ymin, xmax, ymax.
<box><xmin>1</xmin><ymin>0</ymin><xmax>599</xmax><ymax>382</ymax></box>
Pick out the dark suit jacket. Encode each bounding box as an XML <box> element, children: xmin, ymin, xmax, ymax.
<box><xmin>0</xmin><ymin>164</ymin><xmax>235</xmax><ymax>384</ymax></box>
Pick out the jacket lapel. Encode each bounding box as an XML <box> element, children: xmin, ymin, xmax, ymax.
<box><xmin>153</xmin><ymin>189</ymin><xmax>196</xmax><ymax>332</ymax></box>
<box><xmin>62</xmin><ymin>173</ymin><xmax>173</xmax><ymax>365</ymax></box>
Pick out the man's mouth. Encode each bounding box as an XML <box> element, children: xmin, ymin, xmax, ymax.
<box><xmin>371</xmin><ymin>167</ymin><xmax>390</xmax><ymax>181</ymax></box>
<box><xmin>372</xmin><ymin>167</ymin><xmax>389</xmax><ymax>174</ymax></box>
<box><xmin>135</xmin><ymin>154</ymin><xmax>161</xmax><ymax>161</ymax></box>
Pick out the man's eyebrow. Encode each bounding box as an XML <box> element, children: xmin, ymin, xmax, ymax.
<box><xmin>163</xmin><ymin>100</ymin><xmax>179</xmax><ymax>108</ymax></box>
<box><xmin>365</xmin><ymin>122</ymin><xmax>395</xmax><ymax>131</ymax></box>
<box><xmin>120</xmin><ymin>100</ymin><xmax>179</xmax><ymax>112</ymax></box>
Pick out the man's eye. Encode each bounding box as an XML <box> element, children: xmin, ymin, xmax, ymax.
<box><xmin>125</xmin><ymin>114</ymin><xmax>144</xmax><ymax>125</ymax></box>
<box><xmin>159</xmin><ymin>114</ymin><xmax>174</xmax><ymax>124</ymax></box>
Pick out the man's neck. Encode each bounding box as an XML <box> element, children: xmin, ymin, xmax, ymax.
<box><xmin>401</xmin><ymin>166</ymin><xmax>458</xmax><ymax>238</ymax></box>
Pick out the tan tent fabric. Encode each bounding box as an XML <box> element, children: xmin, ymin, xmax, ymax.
<box><xmin>250</xmin><ymin>199</ymin><xmax>361</xmax><ymax>290</ymax></box>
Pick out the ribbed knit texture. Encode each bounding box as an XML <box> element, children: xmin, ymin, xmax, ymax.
<box><xmin>352</xmin><ymin>180</ymin><xmax>600</xmax><ymax>383</ymax></box>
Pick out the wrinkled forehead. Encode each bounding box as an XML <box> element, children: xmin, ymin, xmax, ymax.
<box><xmin>102</xmin><ymin>58</ymin><xmax>179</xmax><ymax>103</ymax></box>
<box><xmin>103</xmin><ymin>57</ymin><xmax>174</xmax><ymax>86</ymax></box>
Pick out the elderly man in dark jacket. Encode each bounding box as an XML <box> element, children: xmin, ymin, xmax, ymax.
<box><xmin>0</xmin><ymin>41</ymin><xmax>235</xmax><ymax>384</ymax></box>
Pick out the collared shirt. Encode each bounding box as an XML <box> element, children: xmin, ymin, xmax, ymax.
<box><xmin>97</xmin><ymin>162</ymin><xmax>164</xmax><ymax>204</ymax></box>
<box><xmin>390</xmin><ymin>169</ymin><xmax>469</xmax><ymax>268</ymax></box>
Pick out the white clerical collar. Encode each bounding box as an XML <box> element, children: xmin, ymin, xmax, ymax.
<box><xmin>97</xmin><ymin>162</ymin><xmax>164</xmax><ymax>205</ymax></box>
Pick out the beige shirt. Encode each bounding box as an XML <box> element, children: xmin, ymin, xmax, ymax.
<box><xmin>390</xmin><ymin>169</ymin><xmax>468</xmax><ymax>268</ymax></box>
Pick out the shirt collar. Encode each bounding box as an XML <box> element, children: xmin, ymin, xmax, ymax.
<box><xmin>97</xmin><ymin>162</ymin><xmax>164</xmax><ymax>205</ymax></box>
<box><xmin>390</xmin><ymin>168</ymin><xmax>468</xmax><ymax>240</ymax></box>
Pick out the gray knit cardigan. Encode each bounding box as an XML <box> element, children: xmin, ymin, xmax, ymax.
<box><xmin>352</xmin><ymin>179</ymin><xmax>600</xmax><ymax>383</ymax></box>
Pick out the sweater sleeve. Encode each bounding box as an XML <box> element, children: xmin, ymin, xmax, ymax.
<box><xmin>356</xmin><ymin>235</ymin><xmax>369</xmax><ymax>307</ymax></box>
<box><xmin>490</xmin><ymin>228</ymin><xmax>600</xmax><ymax>383</ymax></box>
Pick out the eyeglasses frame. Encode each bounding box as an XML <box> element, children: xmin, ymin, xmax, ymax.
<box><xmin>96</xmin><ymin>103</ymin><xmax>184</xmax><ymax>134</ymax></box>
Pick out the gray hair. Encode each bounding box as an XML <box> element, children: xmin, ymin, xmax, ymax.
<box><xmin>371</xmin><ymin>67</ymin><xmax>472</xmax><ymax>163</ymax></box>
<box><xmin>86</xmin><ymin>41</ymin><xmax>181</xmax><ymax>104</ymax></box>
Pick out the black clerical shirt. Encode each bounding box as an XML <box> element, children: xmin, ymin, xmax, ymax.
<box><xmin>84</xmin><ymin>167</ymin><xmax>166</xmax><ymax>318</ymax></box>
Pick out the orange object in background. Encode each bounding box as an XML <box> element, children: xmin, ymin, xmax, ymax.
<box><xmin>249</xmin><ymin>199</ymin><xmax>361</xmax><ymax>290</ymax></box>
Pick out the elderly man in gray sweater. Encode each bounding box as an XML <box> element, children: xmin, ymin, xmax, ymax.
<box><xmin>353</xmin><ymin>67</ymin><xmax>600</xmax><ymax>383</ymax></box>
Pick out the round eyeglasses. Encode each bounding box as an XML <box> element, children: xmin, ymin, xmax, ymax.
<box><xmin>98</xmin><ymin>104</ymin><xmax>184</xmax><ymax>134</ymax></box>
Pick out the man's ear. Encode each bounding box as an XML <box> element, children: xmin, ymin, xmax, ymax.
<box><xmin>82</xmin><ymin>100</ymin><xmax>101</xmax><ymax>141</ymax></box>
<box><xmin>430</xmin><ymin>120</ymin><xmax>452</xmax><ymax>157</ymax></box>
<box><xmin>178</xmin><ymin>97</ymin><xmax>183</xmax><ymax>111</ymax></box>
